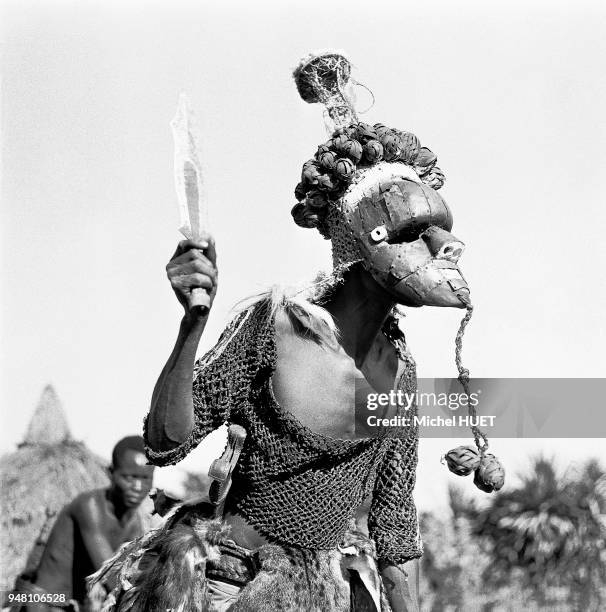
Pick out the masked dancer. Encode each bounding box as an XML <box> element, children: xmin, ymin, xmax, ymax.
<box><xmin>91</xmin><ymin>51</ymin><xmax>503</xmax><ymax>612</ymax></box>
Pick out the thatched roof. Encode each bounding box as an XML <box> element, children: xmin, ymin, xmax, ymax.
<box><xmin>21</xmin><ymin>384</ymin><xmax>72</xmax><ymax>446</ymax></box>
<box><xmin>0</xmin><ymin>385</ymin><xmax>109</xmax><ymax>592</ymax></box>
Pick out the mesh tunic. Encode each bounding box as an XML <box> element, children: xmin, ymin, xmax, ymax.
<box><xmin>144</xmin><ymin>298</ymin><xmax>422</xmax><ymax>566</ymax></box>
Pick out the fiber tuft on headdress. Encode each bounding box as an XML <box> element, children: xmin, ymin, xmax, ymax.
<box><xmin>293</xmin><ymin>51</ymin><xmax>357</xmax><ymax>129</ymax></box>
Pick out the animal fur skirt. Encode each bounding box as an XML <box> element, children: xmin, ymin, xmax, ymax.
<box><xmin>87</xmin><ymin>501</ymin><xmax>391</xmax><ymax>612</ymax></box>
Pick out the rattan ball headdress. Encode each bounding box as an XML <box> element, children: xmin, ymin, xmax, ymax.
<box><xmin>291</xmin><ymin>52</ymin><xmax>445</xmax><ymax>245</ymax></box>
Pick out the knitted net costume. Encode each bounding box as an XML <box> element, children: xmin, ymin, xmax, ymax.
<box><xmin>144</xmin><ymin>297</ymin><xmax>422</xmax><ymax>566</ymax></box>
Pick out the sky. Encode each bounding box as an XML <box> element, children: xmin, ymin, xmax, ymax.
<box><xmin>2</xmin><ymin>0</ymin><xmax>605</xmax><ymax>510</ymax></box>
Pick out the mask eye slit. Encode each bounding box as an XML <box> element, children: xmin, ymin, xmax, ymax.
<box><xmin>386</xmin><ymin>223</ymin><xmax>432</xmax><ymax>244</ymax></box>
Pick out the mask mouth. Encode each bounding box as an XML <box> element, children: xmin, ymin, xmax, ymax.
<box><xmin>392</xmin><ymin>261</ymin><xmax>471</xmax><ymax>308</ymax></box>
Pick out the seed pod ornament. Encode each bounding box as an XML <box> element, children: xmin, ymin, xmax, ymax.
<box><xmin>291</xmin><ymin>202</ymin><xmax>320</xmax><ymax>229</ymax></box>
<box><xmin>473</xmin><ymin>454</ymin><xmax>506</xmax><ymax>493</ymax></box>
<box><xmin>380</xmin><ymin>131</ymin><xmax>403</xmax><ymax>161</ymax></box>
<box><xmin>414</xmin><ymin>147</ymin><xmax>437</xmax><ymax>177</ymax></box>
<box><xmin>363</xmin><ymin>140</ymin><xmax>384</xmax><ymax>164</ymax></box>
<box><xmin>342</xmin><ymin>125</ymin><xmax>360</xmax><ymax>140</ymax></box>
<box><xmin>356</xmin><ymin>122</ymin><xmax>379</xmax><ymax>143</ymax></box>
<box><xmin>426</xmin><ymin>166</ymin><xmax>445</xmax><ymax>190</ymax></box>
<box><xmin>306</xmin><ymin>190</ymin><xmax>329</xmax><ymax>210</ymax></box>
<box><xmin>373</xmin><ymin>123</ymin><xmax>390</xmax><ymax>138</ymax></box>
<box><xmin>443</xmin><ymin>445</ymin><xmax>481</xmax><ymax>476</ymax></box>
<box><xmin>301</xmin><ymin>159</ymin><xmax>316</xmax><ymax>172</ymax></box>
<box><xmin>294</xmin><ymin>181</ymin><xmax>308</xmax><ymax>201</ymax></box>
<box><xmin>332</xmin><ymin>134</ymin><xmax>350</xmax><ymax>152</ymax></box>
<box><xmin>318</xmin><ymin>150</ymin><xmax>338</xmax><ymax>170</ymax></box>
<box><xmin>316</xmin><ymin>173</ymin><xmax>339</xmax><ymax>192</ymax></box>
<box><xmin>343</xmin><ymin>139</ymin><xmax>363</xmax><ymax>163</ymax></box>
<box><xmin>397</xmin><ymin>131</ymin><xmax>420</xmax><ymax>164</ymax></box>
<box><xmin>335</xmin><ymin>157</ymin><xmax>356</xmax><ymax>182</ymax></box>
<box><xmin>316</xmin><ymin>144</ymin><xmax>332</xmax><ymax>158</ymax></box>
<box><xmin>302</xmin><ymin>160</ymin><xmax>321</xmax><ymax>185</ymax></box>
<box><xmin>332</xmin><ymin>135</ymin><xmax>363</xmax><ymax>163</ymax></box>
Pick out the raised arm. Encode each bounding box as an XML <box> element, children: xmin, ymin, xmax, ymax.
<box><xmin>146</xmin><ymin>236</ymin><xmax>218</xmax><ymax>454</ymax></box>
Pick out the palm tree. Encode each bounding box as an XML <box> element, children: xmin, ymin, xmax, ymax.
<box><xmin>467</xmin><ymin>456</ymin><xmax>606</xmax><ymax>610</ymax></box>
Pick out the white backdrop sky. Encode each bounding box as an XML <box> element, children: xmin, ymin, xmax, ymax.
<box><xmin>2</xmin><ymin>0</ymin><xmax>605</xmax><ymax>509</ymax></box>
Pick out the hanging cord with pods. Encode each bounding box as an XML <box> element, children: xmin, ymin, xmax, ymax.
<box><xmin>454</xmin><ymin>305</ymin><xmax>489</xmax><ymax>454</ymax></box>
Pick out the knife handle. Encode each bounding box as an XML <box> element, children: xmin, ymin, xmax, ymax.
<box><xmin>188</xmin><ymin>287</ymin><xmax>211</xmax><ymax>314</ymax></box>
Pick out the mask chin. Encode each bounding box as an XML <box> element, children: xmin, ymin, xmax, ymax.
<box><xmin>394</xmin><ymin>281</ymin><xmax>471</xmax><ymax>308</ymax></box>
<box><xmin>368</xmin><ymin>256</ymin><xmax>472</xmax><ymax>309</ymax></box>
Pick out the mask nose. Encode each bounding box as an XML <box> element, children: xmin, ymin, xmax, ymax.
<box><xmin>421</xmin><ymin>226</ymin><xmax>465</xmax><ymax>263</ymax></box>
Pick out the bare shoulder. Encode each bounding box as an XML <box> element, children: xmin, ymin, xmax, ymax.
<box><xmin>273</xmin><ymin>305</ymin><xmax>317</xmax><ymax>352</ymax></box>
<box><xmin>69</xmin><ymin>488</ymin><xmax>107</xmax><ymax>524</ymax></box>
<box><xmin>273</xmin><ymin>308</ymin><xmax>313</xmax><ymax>371</ymax></box>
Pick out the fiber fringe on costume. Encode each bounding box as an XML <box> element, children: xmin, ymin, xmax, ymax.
<box><xmin>88</xmin><ymin>502</ymin><xmax>225</xmax><ymax>612</ymax></box>
<box><xmin>88</xmin><ymin>502</ymin><xmax>391</xmax><ymax>611</ymax></box>
<box><xmin>231</xmin><ymin>283</ymin><xmax>340</xmax><ymax>346</ymax></box>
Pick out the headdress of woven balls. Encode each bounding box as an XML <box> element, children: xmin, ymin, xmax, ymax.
<box><xmin>291</xmin><ymin>52</ymin><xmax>446</xmax><ymax>273</ymax></box>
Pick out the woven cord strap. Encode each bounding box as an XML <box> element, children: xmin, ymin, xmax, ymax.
<box><xmin>455</xmin><ymin>306</ymin><xmax>489</xmax><ymax>453</ymax></box>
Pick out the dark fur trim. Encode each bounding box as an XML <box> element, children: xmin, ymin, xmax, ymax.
<box><xmin>231</xmin><ymin>545</ymin><xmax>350</xmax><ymax>612</ymax></box>
<box><xmin>90</xmin><ymin>510</ymin><xmax>391</xmax><ymax>611</ymax></box>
